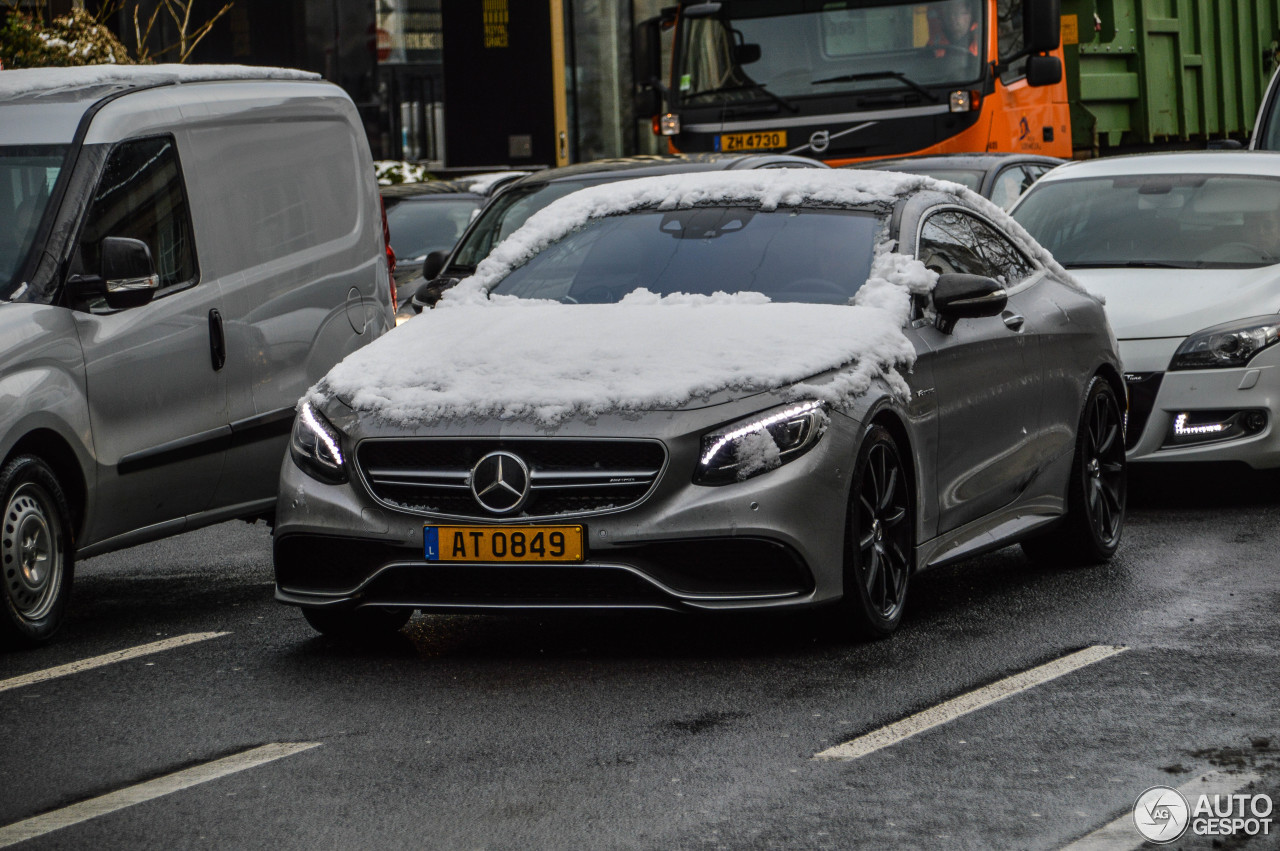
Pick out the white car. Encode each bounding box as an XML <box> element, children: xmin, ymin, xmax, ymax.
<box><xmin>1011</xmin><ymin>151</ymin><xmax>1280</xmax><ymax>468</ymax></box>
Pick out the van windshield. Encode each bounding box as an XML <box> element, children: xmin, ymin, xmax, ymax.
<box><xmin>1</xmin><ymin>145</ymin><xmax>69</xmax><ymax>298</ymax></box>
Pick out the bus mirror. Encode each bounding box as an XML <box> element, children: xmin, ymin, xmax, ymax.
<box><xmin>734</xmin><ymin>43</ymin><xmax>761</xmax><ymax>65</ymax></box>
<box><xmin>1023</xmin><ymin>0</ymin><xmax>1062</xmax><ymax>54</ymax></box>
<box><xmin>633</xmin><ymin>16</ymin><xmax>663</xmax><ymax>89</ymax></box>
<box><xmin>1025</xmin><ymin>54</ymin><xmax>1063</xmax><ymax>87</ymax></box>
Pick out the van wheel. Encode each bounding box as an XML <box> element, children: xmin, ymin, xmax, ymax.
<box><xmin>838</xmin><ymin>425</ymin><xmax>913</xmax><ymax>639</ymax></box>
<box><xmin>301</xmin><ymin>605</ymin><xmax>411</xmax><ymax>639</ymax></box>
<box><xmin>1022</xmin><ymin>378</ymin><xmax>1127</xmax><ymax>565</ymax></box>
<box><xmin>0</xmin><ymin>456</ymin><xmax>74</xmax><ymax>648</ymax></box>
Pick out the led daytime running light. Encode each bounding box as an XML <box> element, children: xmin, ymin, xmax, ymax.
<box><xmin>1173</xmin><ymin>413</ymin><xmax>1224</xmax><ymax>436</ymax></box>
<box><xmin>302</xmin><ymin>402</ymin><xmax>343</xmax><ymax>466</ymax></box>
<box><xmin>700</xmin><ymin>401</ymin><xmax>823</xmax><ymax>467</ymax></box>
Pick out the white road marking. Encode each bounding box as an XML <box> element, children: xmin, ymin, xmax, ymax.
<box><xmin>0</xmin><ymin>632</ymin><xmax>229</xmax><ymax>694</ymax></box>
<box><xmin>814</xmin><ymin>645</ymin><xmax>1129</xmax><ymax>760</ymax></box>
<box><xmin>0</xmin><ymin>742</ymin><xmax>321</xmax><ymax>848</ymax></box>
<box><xmin>1059</xmin><ymin>771</ymin><xmax>1262</xmax><ymax>851</ymax></box>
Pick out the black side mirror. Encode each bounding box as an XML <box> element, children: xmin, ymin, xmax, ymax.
<box><xmin>422</xmin><ymin>249</ymin><xmax>449</xmax><ymax>282</ymax></box>
<box><xmin>1025</xmin><ymin>54</ymin><xmax>1063</xmax><ymax>87</ymax></box>
<box><xmin>734</xmin><ymin>43</ymin><xmax>761</xmax><ymax>65</ymax></box>
<box><xmin>633</xmin><ymin>15</ymin><xmax>666</xmax><ymax>117</ymax></box>
<box><xmin>84</xmin><ymin>237</ymin><xmax>158</xmax><ymax>310</ymax></box>
<box><xmin>1023</xmin><ymin>0</ymin><xmax>1061</xmax><ymax>54</ymax></box>
<box><xmin>933</xmin><ymin>273</ymin><xmax>1007</xmax><ymax>333</ymax></box>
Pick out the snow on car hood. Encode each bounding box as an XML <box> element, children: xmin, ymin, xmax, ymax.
<box><xmin>310</xmin><ymin>252</ymin><xmax>934</xmax><ymax>427</ymax></box>
<box><xmin>1069</xmin><ymin>266</ymin><xmax>1280</xmax><ymax>339</ymax></box>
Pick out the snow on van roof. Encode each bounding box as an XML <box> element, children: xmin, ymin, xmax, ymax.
<box><xmin>442</xmin><ymin>167</ymin><xmax>1079</xmax><ymax>302</ymax></box>
<box><xmin>0</xmin><ymin>64</ymin><xmax>320</xmax><ymax>100</ymax></box>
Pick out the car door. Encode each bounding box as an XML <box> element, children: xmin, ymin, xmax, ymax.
<box><xmin>913</xmin><ymin>208</ymin><xmax>1044</xmax><ymax>532</ymax></box>
<box><xmin>68</xmin><ymin>135</ymin><xmax>229</xmax><ymax>544</ymax></box>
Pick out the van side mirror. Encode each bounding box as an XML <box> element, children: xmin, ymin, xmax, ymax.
<box><xmin>101</xmin><ymin>237</ymin><xmax>159</xmax><ymax>309</ymax></box>
<box><xmin>1023</xmin><ymin>0</ymin><xmax>1061</xmax><ymax>54</ymax></box>
<box><xmin>1025</xmin><ymin>54</ymin><xmax>1063</xmax><ymax>87</ymax></box>
<box><xmin>933</xmin><ymin>273</ymin><xmax>1007</xmax><ymax>333</ymax></box>
<box><xmin>422</xmin><ymin>249</ymin><xmax>450</xmax><ymax>281</ymax></box>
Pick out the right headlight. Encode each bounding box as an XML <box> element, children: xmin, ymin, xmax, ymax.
<box><xmin>1169</xmin><ymin>316</ymin><xmax>1280</xmax><ymax>371</ymax></box>
<box><xmin>289</xmin><ymin>401</ymin><xmax>348</xmax><ymax>484</ymax></box>
<box><xmin>694</xmin><ymin>400</ymin><xmax>828</xmax><ymax>486</ymax></box>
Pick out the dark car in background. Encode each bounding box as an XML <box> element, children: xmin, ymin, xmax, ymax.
<box><xmin>381</xmin><ymin>173</ymin><xmax>525</xmax><ymax>286</ymax></box>
<box><xmin>394</xmin><ymin>153</ymin><xmax>829</xmax><ymax>318</ymax></box>
<box><xmin>847</xmin><ymin>153</ymin><xmax>1064</xmax><ymax>209</ymax></box>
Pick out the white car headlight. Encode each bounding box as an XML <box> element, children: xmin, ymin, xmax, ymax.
<box><xmin>289</xmin><ymin>401</ymin><xmax>348</xmax><ymax>484</ymax></box>
<box><xmin>695</xmin><ymin>400</ymin><xmax>828</xmax><ymax>485</ymax></box>
<box><xmin>1170</xmin><ymin>316</ymin><xmax>1280</xmax><ymax>370</ymax></box>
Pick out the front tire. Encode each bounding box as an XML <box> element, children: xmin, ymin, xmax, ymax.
<box><xmin>301</xmin><ymin>605</ymin><xmax>412</xmax><ymax>639</ymax></box>
<box><xmin>1022</xmin><ymin>377</ymin><xmax>1126</xmax><ymax>564</ymax></box>
<box><xmin>0</xmin><ymin>455</ymin><xmax>75</xmax><ymax>648</ymax></box>
<box><xmin>839</xmin><ymin>425</ymin><xmax>914</xmax><ymax>639</ymax></box>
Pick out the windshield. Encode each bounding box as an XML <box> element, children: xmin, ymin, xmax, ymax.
<box><xmin>2</xmin><ymin>145</ymin><xmax>69</xmax><ymax>297</ymax></box>
<box><xmin>1013</xmin><ymin>174</ymin><xmax>1280</xmax><ymax>269</ymax></box>
<box><xmin>450</xmin><ymin>180</ymin><xmax>598</xmax><ymax>270</ymax></box>
<box><xmin>677</xmin><ymin>0</ymin><xmax>984</xmax><ymax>107</ymax></box>
<box><xmin>490</xmin><ymin>206</ymin><xmax>880</xmax><ymax>304</ymax></box>
<box><xmin>385</xmin><ymin>197</ymin><xmax>483</xmax><ymax>259</ymax></box>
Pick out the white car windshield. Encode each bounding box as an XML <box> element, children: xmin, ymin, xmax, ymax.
<box><xmin>1014</xmin><ymin>173</ymin><xmax>1280</xmax><ymax>269</ymax></box>
<box><xmin>490</xmin><ymin>206</ymin><xmax>880</xmax><ymax>304</ymax></box>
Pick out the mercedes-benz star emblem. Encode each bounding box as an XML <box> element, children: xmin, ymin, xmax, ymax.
<box><xmin>470</xmin><ymin>451</ymin><xmax>531</xmax><ymax>514</ymax></box>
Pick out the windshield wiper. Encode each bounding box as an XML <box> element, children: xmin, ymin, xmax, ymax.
<box><xmin>811</xmin><ymin>71</ymin><xmax>939</xmax><ymax>103</ymax></box>
<box><xmin>1064</xmin><ymin>260</ymin><xmax>1196</xmax><ymax>269</ymax></box>
<box><xmin>683</xmin><ymin>81</ymin><xmax>799</xmax><ymax>113</ymax></box>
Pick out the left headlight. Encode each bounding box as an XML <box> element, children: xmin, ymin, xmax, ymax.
<box><xmin>694</xmin><ymin>400</ymin><xmax>828</xmax><ymax>486</ymax></box>
<box><xmin>289</xmin><ymin>401</ymin><xmax>349</xmax><ymax>484</ymax></box>
<box><xmin>1170</xmin><ymin>316</ymin><xmax>1280</xmax><ymax>370</ymax></box>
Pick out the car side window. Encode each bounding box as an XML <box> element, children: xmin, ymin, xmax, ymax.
<box><xmin>72</xmin><ymin>136</ymin><xmax>197</xmax><ymax>306</ymax></box>
<box><xmin>919</xmin><ymin>209</ymin><xmax>1035</xmax><ymax>283</ymax></box>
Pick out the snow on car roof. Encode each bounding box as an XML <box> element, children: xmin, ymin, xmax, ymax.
<box><xmin>442</xmin><ymin>168</ymin><xmax>1076</xmax><ymax>301</ymax></box>
<box><xmin>308</xmin><ymin>169</ymin><xmax>1069</xmax><ymax>427</ymax></box>
<box><xmin>0</xmin><ymin>64</ymin><xmax>320</xmax><ymax>100</ymax></box>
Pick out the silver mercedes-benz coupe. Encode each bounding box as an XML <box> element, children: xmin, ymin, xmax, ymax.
<box><xmin>274</xmin><ymin>169</ymin><xmax>1126</xmax><ymax>640</ymax></box>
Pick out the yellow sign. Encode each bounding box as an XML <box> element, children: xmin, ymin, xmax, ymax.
<box><xmin>1061</xmin><ymin>14</ymin><xmax>1079</xmax><ymax>46</ymax></box>
<box><xmin>718</xmin><ymin>131</ymin><xmax>788</xmax><ymax>152</ymax></box>
<box><xmin>483</xmin><ymin>0</ymin><xmax>509</xmax><ymax>48</ymax></box>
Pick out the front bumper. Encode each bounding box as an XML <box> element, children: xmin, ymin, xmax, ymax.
<box><xmin>1124</xmin><ymin>338</ymin><xmax>1280</xmax><ymax>469</ymax></box>
<box><xmin>273</xmin><ymin>406</ymin><xmax>860</xmax><ymax>613</ymax></box>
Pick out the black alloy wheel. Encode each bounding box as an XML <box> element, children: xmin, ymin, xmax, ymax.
<box><xmin>0</xmin><ymin>455</ymin><xmax>75</xmax><ymax>647</ymax></box>
<box><xmin>842</xmin><ymin>425</ymin><xmax>914</xmax><ymax>638</ymax></box>
<box><xmin>1023</xmin><ymin>377</ymin><xmax>1126</xmax><ymax>564</ymax></box>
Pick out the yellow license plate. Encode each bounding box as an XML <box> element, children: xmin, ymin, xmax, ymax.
<box><xmin>424</xmin><ymin>525</ymin><xmax>584</xmax><ymax>563</ymax></box>
<box><xmin>717</xmin><ymin>130</ymin><xmax>787</xmax><ymax>152</ymax></box>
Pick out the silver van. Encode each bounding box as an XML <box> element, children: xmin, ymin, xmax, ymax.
<box><xmin>0</xmin><ymin>65</ymin><xmax>393</xmax><ymax>646</ymax></box>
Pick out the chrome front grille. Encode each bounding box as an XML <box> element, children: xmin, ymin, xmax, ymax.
<box><xmin>356</xmin><ymin>438</ymin><xmax>667</xmax><ymax>519</ymax></box>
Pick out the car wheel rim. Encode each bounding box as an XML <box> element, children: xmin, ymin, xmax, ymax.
<box><xmin>3</xmin><ymin>483</ymin><xmax>63</xmax><ymax>621</ymax></box>
<box><xmin>854</xmin><ymin>442</ymin><xmax>910</xmax><ymax>620</ymax></box>
<box><xmin>1084</xmin><ymin>390</ymin><xmax>1126</xmax><ymax>547</ymax></box>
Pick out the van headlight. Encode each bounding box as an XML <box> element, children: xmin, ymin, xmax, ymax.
<box><xmin>694</xmin><ymin>401</ymin><xmax>827</xmax><ymax>485</ymax></box>
<box><xmin>1170</xmin><ymin>316</ymin><xmax>1280</xmax><ymax>370</ymax></box>
<box><xmin>289</xmin><ymin>401</ymin><xmax>348</xmax><ymax>484</ymax></box>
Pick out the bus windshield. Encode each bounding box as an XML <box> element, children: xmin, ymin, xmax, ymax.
<box><xmin>676</xmin><ymin>0</ymin><xmax>986</xmax><ymax>107</ymax></box>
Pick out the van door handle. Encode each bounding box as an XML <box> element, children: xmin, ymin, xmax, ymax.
<box><xmin>208</xmin><ymin>309</ymin><xmax>226</xmax><ymax>371</ymax></box>
<box><xmin>1002</xmin><ymin>311</ymin><xmax>1025</xmax><ymax>331</ymax></box>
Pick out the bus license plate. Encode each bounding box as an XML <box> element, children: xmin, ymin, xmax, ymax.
<box><xmin>424</xmin><ymin>525</ymin><xmax>584</xmax><ymax>563</ymax></box>
<box><xmin>716</xmin><ymin>131</ymin><xmax>787</xmax><ymax>152</ymax></box>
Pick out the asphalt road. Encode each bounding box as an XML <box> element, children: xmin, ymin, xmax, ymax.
<box><xmin>2</xmin><ymin>466</ymin><xmax>1277</xmax><ymax>850</ymax></box>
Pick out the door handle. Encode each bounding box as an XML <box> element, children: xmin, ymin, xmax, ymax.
<box><xmin>208</xmin><ymin>308</ymin><xmax>226</xmax><ymax>371</ymax></box>
<box><xmin>1002</xmin><ymin>311</ymin><xmax>1025</xmax><ymax>331</ymax></box>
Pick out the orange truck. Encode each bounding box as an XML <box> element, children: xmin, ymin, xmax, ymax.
<box><xmin>634</xmin><ymin>0</ymin><xmax>1070</xmax><ymax>164</ymax></box>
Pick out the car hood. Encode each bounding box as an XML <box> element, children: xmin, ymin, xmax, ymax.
<box><xmin>308</xmin><ymin>296</ymin><xmax>917</xmax><ymax>427</ymax></box>
<box><xmin>1069</xmin><ymin>266</ymin><xmax>1280</xmax><ymax>339</ymax></box>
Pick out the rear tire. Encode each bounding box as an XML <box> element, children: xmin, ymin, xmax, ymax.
<box><xmin>838</xmin><ymin>425</ymin><xmax>914</xmax><ymax>639</ymax></box>
<box><xmin>1021</xmin><ymin>377</ymin><xmax>1126</xmax><ymax>565</ymax></box>
<box><xmin>301</xmin><ymin>605</ymin><xmax>412</xmax><ymax>639</ymax></box>
<box><xmin>0</xmin><ymin>455</ymin><xmax>74</xmax><ymax>648</ymax></box>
